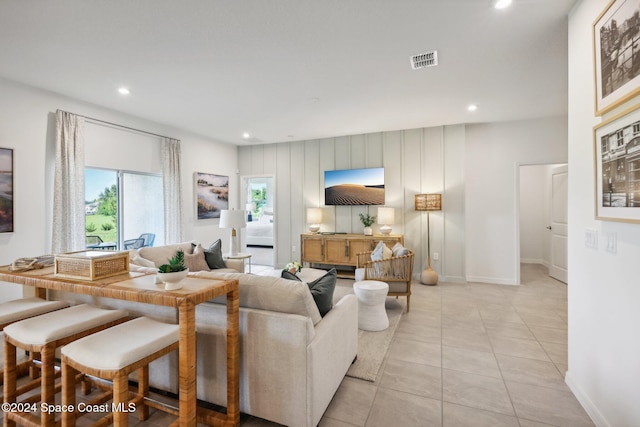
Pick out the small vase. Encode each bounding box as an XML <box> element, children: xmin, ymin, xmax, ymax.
<box><xmin>363</xmin><ymin>226</ymin><xmax>373</xmax><ymax>236</ymax></box>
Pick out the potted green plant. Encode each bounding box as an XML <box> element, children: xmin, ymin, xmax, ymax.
<box><xmin>157</xmin><ymin>250</ymin><xmax>188</xmax><ymax>290</ymax></box>
<box><xmin>359</xmin><ymin>213</ymin><xmax>376</xmax><ymax>236</ymax></box>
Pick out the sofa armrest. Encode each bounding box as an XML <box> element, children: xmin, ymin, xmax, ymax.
<box><xmin>306</xmin><ymin>294</ymin><xmax>358</xmax><ymax>426</ymax></box>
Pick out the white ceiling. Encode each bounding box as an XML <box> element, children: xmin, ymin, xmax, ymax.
<box><xmin>0</xmin><ymin>0</ymin><xmax>575</xmax><ymax>145</ymax></box>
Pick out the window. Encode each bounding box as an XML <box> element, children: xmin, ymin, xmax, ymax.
<box><xmin>85</xmin><ymin>168</ymin><xmax>164</xmax><ymax>249</ymax></box>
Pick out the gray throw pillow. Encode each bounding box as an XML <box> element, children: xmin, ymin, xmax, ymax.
<box><xmin>281</xmin><ymin>268</ymin><xmax>337</xmax><ymax>317</ymax></box>
<box><xmin>200</xmin><ymin>240</ymin><xmax>227</xmax><ymax>269</ymax></box>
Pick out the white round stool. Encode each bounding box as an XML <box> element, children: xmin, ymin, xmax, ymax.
<box><xmin>353</xmin><ymin>280</ymin><xmax>389</xmax><ymax>331</ymax></box>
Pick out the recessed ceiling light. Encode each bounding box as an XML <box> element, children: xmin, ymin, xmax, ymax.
<box><xmin>492</xmin><ymin>0</ymin><xmax>512</xmax><ymax>10</ymax></box>
<box><xmin>117</xmin><ymin>87</ymin><xmax>130</xmax><ymax>95</ymax></box>
<box><xmin>467</xmin><ymin>104</ymin><xmax>478</xmax><ymax>112</ymax></box>
<box><xmin>242</xmin><ymin>133</ymin><xmax>250</xmax><ymax>139</ymax></box>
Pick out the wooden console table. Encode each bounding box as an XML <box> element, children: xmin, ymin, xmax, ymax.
<box><xmin>0</xmin><ymin>267</ymin><xmax>240</xmax><ymax>427</ymax></box>
<box><xmin>301</xmin><ymin>233</ymin><xmax>404</xmax><ymax>276</ymax></box>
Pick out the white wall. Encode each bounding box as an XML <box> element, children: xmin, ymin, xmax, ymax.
<box><xmin>519</xmin><ymin>164</ymin><xmax>565</xmax><ymax>266</ymax></box>
<box><xmin>465</xmin><ymin>117</ymin><xmax>568</xmax><ymax>285</ymax></box>
<box><xmin>519</xmin><ymin>165</ymin><xmax>547</xmax><ymax>264</ymax></box>
<box><xmin>567</xmin><ymin>1</ymin><xmax>640</xmax><ymax>425</ymax></box>
<box><xmin>0</xmin><ymin>78</ymin><xmax>238</xmax><ymax>300</ymax></box>
<box><xmin>238</xmin><ymin>126</ymin><xmax>467</xmax><ymax>280</ymax></box>
<box><xmin>239</xmin><ymin>117</ymin><xmax>567</xmax><ymax>284</ymax></box>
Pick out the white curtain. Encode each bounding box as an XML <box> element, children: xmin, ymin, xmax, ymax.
<box><xmin>161</xmin><ymin>138</ymin><xmax>183</xmax><ymax>244</ymax></box>
<box><xmin>52</xmin><ymin>111</ymin><xmax>85</xmax><ymax>253</ymax></box>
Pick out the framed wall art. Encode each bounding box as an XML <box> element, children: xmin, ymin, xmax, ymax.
<box><xmin>195</xmin><ymin>172</ymin><xmax>229</xmax><ymax>220</ymax></box>
<box><xmin>0</xmin><ymin>148</ymin><xmax>13</xmax><ymax>233</ymax></box>
<box><xmin>593</xmin><ymin>0</ymin><xmax>640</xmax><ymax>115</ymax></box>
<box><xmin>594</xmin><ymin>104</ymin><xmax>640</xmax><ymax>223</ymax></box>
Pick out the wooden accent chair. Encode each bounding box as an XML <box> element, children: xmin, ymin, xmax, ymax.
<box><xmin>356</xmin><ymin>250</ymin><xmax>415</xmax><ymax>312</ymax></box>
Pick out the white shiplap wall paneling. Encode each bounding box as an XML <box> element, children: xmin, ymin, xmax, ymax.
<box><xmin>251</xmin><ymin>145</ymin><xmax>265</xmax><ymax>175</ymax></box>
<box><xmin>401</xmin><ymin>129</ymin><xmax>423</xmax><ymax>276</ymax></box>
<box><xmin>366</xmin><ymin>132</ymin><xmax>384</xmax><ymax>168</ymax></box>
<box><xmin>319</xmin><ymin>138</ymin><xmax>336</xmax><ymax>232</ymax></box>
<box><xmin>334</xmin><ymin>136</ymin><xmax>352</xmax><ymax>233</ymax></box>
<box><xmin>290</xmin><ymin>142</ymin><xmax>305</xmax><ymax>261</ymax></box>
<box><xmin>422</xmin><ymin>126</ymin><xmax>444</xmax><ymax>277</ymax></box>
<box><xmin>276</xmin><ymin>143</ymin><xmax>292</xmax><ymax>267</ymax></box>
<box><xmin>263</xmin><ymin>144</ymin><xmax>278</xmax><ymax>175</ymax></box>
<box><xmin>443</xmin><ymin>124</ymin><xmax>466</xmax><ymax>282</ymax></box>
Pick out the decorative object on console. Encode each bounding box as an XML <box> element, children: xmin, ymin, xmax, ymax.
<box><xmin>377</xmin><ymin>207</ymin><xmax>395</xmax><ymax>235</ymax></box>
<box><xmin>219</xmin><ymin>209</ymin><xmax>246</xmax><ymax>256</ymax></box>
<box><xmin>359</xmin><ymin>213</ymin><xmax>376</xmax><ymax>236</ymax></box>
<box><xmin>157</xmin><ymin>249</ymin><xmax>188</xmax><ymax>290</ymax></box>
<box><xmin>0</xmin><ymin>148</ymin><xmax>13</xmax><ymax>233</ymax></box>
<box><xmin>415</xmin><ymin>193</ymin><xmax>442</xmax><ymax>285</ymax></box>
<box><xmin>306</xmin><ymin>207</ymin><xmax>322</xmax><ymax>233</ymax></box>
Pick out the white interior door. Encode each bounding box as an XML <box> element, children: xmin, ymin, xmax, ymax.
<box><xmin>549</xmin><ymin>165</ymin><xmax>568</xmax><ymax>283</ymax></box>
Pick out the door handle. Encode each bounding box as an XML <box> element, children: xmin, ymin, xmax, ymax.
<box><xmin>546</xmin><ymin>226</ymin><xmax>552</xmax><ymax>230</ymax></box>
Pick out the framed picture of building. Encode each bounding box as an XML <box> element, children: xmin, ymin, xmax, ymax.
<box><xmin>0</xmin><ymin>148</ymin><xmax>13</xmax><ymax>233</ymax></box>
<box><xmin>594</xmin><ymin>104</ymin><xmax>640</xmax><ymax>222</ymax></box>
<box><xmin>593</xmin><ymin>0</ymin><xmax>640</xmax><ymax>115</ymax></box>
<box><xmin>195</xmin><ymin>172</ymin><xmax>229</xmax><ymax>220</ymax></box>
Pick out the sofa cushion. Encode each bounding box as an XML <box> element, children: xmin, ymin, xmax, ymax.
<box><xmin>138</xmin><ymin>242</ymin><xmax>194</xmax><ymax>268</ymax></box>
<box><xmin>192</xmin><ymin>271</ymin><xmax>322</xmax><ymax>325</ymax></box>
<box><xmin>184</xmin><ymin>244</ymin><xmax>211</xmax><ymax>272</ymax></box>
<box><xmin>281</xmin><ymin>268</ymin><xmax>336</xmax><ymax>317</ymax></box>
<box><xmin>203</xmin><ymin>240</ymin><xmax>227</xmax><ymax>270</ymax></box>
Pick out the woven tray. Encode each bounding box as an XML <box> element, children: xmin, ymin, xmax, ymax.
<box><xmin>54</xmin><ymin>251</ymin><xmax>130</xmax><ymax>281</ymax></box>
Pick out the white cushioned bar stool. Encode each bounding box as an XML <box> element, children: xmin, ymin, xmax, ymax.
<box><xmin>353</xmin><ymin>280</ymin><xmax>389</xmax><ymax>331</ymax></box>
<box><xmin>61</xmin><ymin>316</ymin><xmax>179</xmax><ymax>427</ymax></box>
<box><xmin>0</xmin><ymin>297</ymin><xmax>70</xmax><ymax>384</ymax></box>
<box><xmin>3</xmin><ymin>304</ymin><xmax>128</xmax><ymax>427</ymax></box>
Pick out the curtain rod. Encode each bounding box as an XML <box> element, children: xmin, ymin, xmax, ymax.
<box><xmin>56</xmin><ymin>109</ymin><xmax>175</xmax><ymax>141</ymax></box>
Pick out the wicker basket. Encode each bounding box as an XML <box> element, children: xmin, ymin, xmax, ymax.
<box><xmin>54</xmin><ymin>251</ymin><xmax>130</xmax><ymax>281</ymax></box>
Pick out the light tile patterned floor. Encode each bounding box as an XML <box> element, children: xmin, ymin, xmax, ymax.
<box><xmin>3</xmin><ymin>264</ymin><xmax>594</xmax><ymax>427</ymax></box>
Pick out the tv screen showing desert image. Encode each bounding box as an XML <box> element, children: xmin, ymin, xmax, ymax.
<box><xmin>324</xmin><ymin>167</ymin><xmax>385</xmax><ymax>205</ymax></box>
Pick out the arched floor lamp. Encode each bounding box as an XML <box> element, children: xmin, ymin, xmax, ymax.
<box><xmin>415</xmin><ymin>193</ymin><xmax>442</xmax><ymax>285</ymax></box>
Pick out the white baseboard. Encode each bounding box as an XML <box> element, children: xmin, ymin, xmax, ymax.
<box><xmin>565</xmin><ymin>370</ymin><xmax>609</xmax><ymax>427</ymax></box>
<box><xmin>465</xmin><ymin>275</ymin><xmax>517</xmax><ymax>286</ymax></box>
<box><xmin>520</xmin><ymin>258</ymin><xmax>543</xmax><ymax>264</ymax></box>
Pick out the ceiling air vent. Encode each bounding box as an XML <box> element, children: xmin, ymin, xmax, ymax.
<box><xmin>410</xmin><ymin>50</ymin><xmax>438</xmax><ymax>70</ymax></box>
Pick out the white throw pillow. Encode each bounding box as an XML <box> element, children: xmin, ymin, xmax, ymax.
<box><xmin>392</xmin><ymin>242</ymin><xmax>409</xmax><ymax>257</ymax></box>
<box><xmin>371</xmin><ymin>241</ymin><xmax>392</xmax><ymax>261</ymax></box>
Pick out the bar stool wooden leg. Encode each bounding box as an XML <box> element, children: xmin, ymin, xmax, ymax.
<box><xmin>40</xmin><ymin>345</ymin><xmax>56</xmax><ymax>426</ymax></box>
<box><xmin>113</xmin><ymin>375</ymin><xmax>129</xmax><ymax>426</ymax></box>
<box><xmin>138</xmin><ymin>366</ymin><xmax>149</xmax><ymax>421</ymax></box>
<box><xmin>4</xmin><ymin>340</ymin><xmax>16</xmax><ymax>427</ymax></box>
<box><xmin>61</xmin><ymin>362</ymin><xmax>78</xmax><ymax>427</ymax></box>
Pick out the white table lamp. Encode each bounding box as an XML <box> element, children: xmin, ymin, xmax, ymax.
<box><xmin>307</xmin><ymin>208</ymin><xmax>322</xmax><ymax>233</ymax></box>
<box><xmin>377</xmin><ymin>207</ymin><xmax>395</xmax><ymax>235</ymax></box>
<box><xmin>219</xmin><ymin>209</ymin><xmax>246</xmax><ymax>256</ymax></box>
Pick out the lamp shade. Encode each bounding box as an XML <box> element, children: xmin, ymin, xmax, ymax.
<box><xmin>307</xmin><ymin>208</ymin><xmax>322</xmax><ymax>224</ymax></box>
<box><xmin>377</xmin><ymin>207</ymin><xmax>394</xmax><ymax>235</ymax></box>
<box><xmin>219</xmin><ymin>209</ymin><xmax>246</xmax><ymax>229</ymax></box>
<box><xmin>376</xmin><ymin>207</ymin><xmax>395</xmax><ymax>225</ymax></box>
<box><xmin>307</xmin><ymin>207</ymin><xmax>322</xmax><ymax>233</ymax></box>
<box><xmin>415</xmin><ymin>194</ymin><xmax>442</xmax><ymax>211</ymax></box>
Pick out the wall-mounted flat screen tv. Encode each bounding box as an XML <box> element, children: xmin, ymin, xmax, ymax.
<box><xmin>324</xmin><ymin>167</ymin><xmax>385</xmax><ymax>205</ymax></box>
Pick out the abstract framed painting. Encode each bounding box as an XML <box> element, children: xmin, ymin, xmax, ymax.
<box><xmin>0</xmin><ymin>148</ymin><xmax>13</xmax><ymax>232</ymax></box>
<box><xmin>594</xmin><ymin>104</ymin><xmax>640</xmax><ymax>223</ymax></box>
<box><xmin>593</xmin><ymin>0</ymin><xmax>640</xmax><ymax>115</ymax></box>
<box><xmin>195</xmin><ymin>172</ymin><xmax>229</xmax><ymax>220</ymax></box>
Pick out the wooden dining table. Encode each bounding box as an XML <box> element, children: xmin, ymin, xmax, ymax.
<box><xmin>0</xmin><ymin>266</ymin><xmax>240</xmax><ymax>427</ymax></box>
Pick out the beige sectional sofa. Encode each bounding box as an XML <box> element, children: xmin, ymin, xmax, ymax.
<box><xmin>53</xmin><ymin>242</ymin><xmax>358</xmax><ymax>427</ymax></box>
